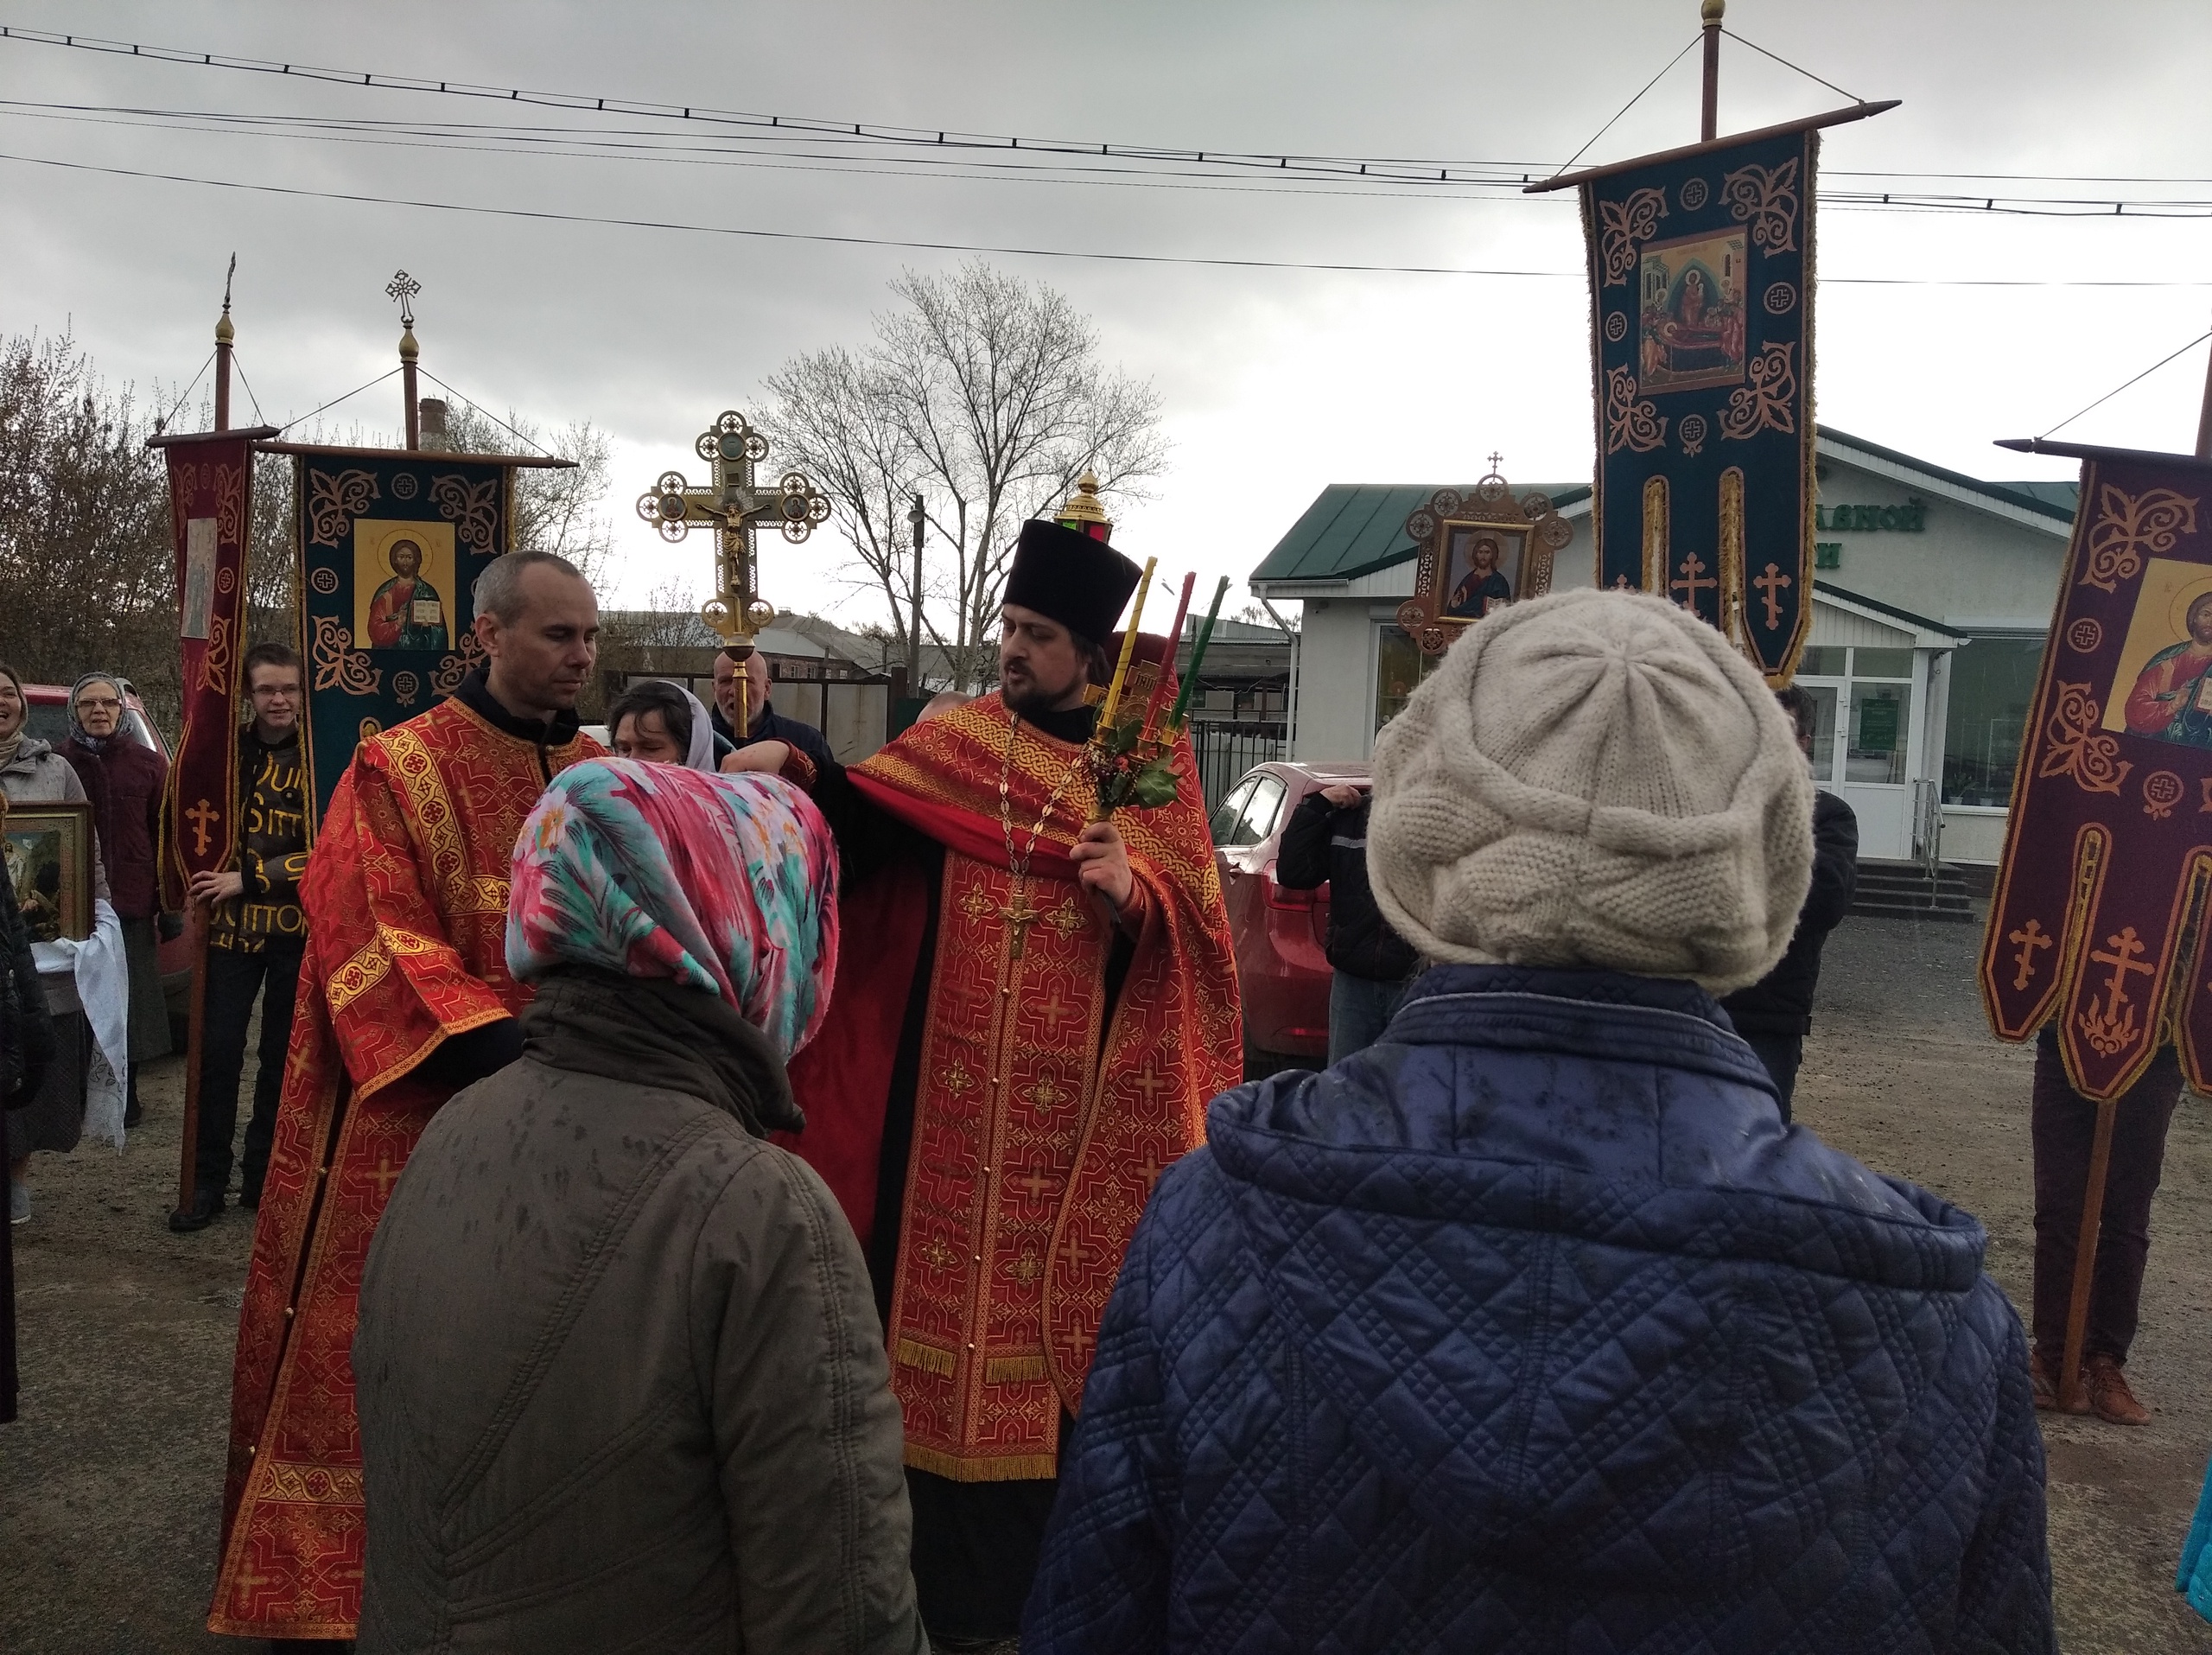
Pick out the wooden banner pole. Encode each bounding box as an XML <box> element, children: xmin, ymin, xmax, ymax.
<box><xmin>171</xmin><ymin>902</ymin><xmax>209</xmax><ymax>1219</ymax></box>
<box><xmin>2056</xmin><ymin>1092</ymin><xmax>2120</xmax><ymax>1412</ymax></box>
<box><xmin>1700</xmin><ymin>0</ymin><xmax>1724</xmax><ymax>143</ymax></box>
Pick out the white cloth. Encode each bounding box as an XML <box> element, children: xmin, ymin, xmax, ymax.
<box><xmin>679</xmin><ymin>686</ymin><xmax>718</xmax><ymax>772</ymax></box>
<box><xmin>31</xmin><ymin>896</ymin><xmax>130</xmax><ymax>1148</ymax></box>
<box><xmin>1367</xmin><ymin>589</ymin><xmax>1813</xmax><ymax>995</ymax></box>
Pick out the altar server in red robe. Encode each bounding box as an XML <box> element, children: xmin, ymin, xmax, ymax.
<box><xmin>208</xmin><ymin>550</ymin><xmax>603</xmax><ymax>1645</ymax></box>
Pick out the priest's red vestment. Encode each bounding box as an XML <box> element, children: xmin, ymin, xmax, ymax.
<box><xmin>207</xmin><ymin>695</ymin><xmax>599</xmax><ymax>1639</ymax></box>
<box><xmin>785</xmin><ymin>691</ymin><xmax>1241</xmax><ymax>1483</ymax></box>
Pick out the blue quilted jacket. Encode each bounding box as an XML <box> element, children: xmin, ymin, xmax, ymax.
<box><xmin>1027</xmin><ymin>966</ymin><xmax>2053</xmax><ymax>1654</ymax></box>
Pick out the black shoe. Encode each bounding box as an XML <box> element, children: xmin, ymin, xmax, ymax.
<box><xmin>124</xmin><ymin>1098</ymin><xmax>144</xmax><ymax>1128</ymax></box>
<box><xmin>239</xmin><ymin>1181</ymin><xmax>263</xmax><ymax>1211</ymax></box>
<box><xmin>168</xmin><ymin>1187</ymin><xmax>225</xmax><ymax>1232</ymax></box>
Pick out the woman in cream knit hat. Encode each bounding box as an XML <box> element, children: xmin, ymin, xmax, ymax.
<box><xmin>1027</xmin><ymin>589</ymin><xmax>2051</xmax><ymax>1655</ymax></box>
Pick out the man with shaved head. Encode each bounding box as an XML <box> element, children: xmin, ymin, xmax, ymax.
<box><xmin>210</xmin><ymin>550</ymin><xmax>606</xmax><ymax>1645</ymax></box>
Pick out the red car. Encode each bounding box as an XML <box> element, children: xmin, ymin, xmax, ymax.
<box><xmin>1211</xmin><ymin>759</ymin><xmax>1370</xmax><ymax>1072</ymax></box>
<box><xmin>21</xmin><ymin>679</ymin><xmax>194</xmax><ymax>1043</ymax></box>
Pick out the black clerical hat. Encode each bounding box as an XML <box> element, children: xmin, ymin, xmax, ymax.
<box><xmin>1002</xmin><ymin>519</ymin><xmax>1142</xmax><ymax>646</ymax></box>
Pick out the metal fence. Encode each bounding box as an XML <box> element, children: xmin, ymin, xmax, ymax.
<box><xmin>1187</xmin><ymin>720</ymin><xmax>1287</xmax><ymax>813</ymax></box>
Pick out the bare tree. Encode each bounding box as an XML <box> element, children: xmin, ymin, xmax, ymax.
<box><xmin>766</xmin><ymin>262</ymin><xmax>1168</xmax><ymax>691</ymax></box>
<box><xmin>0</xmin><ymin>330</ymin><xmax>180</xmax><ymax>735</ymax></box>
<box><xmin>438</xmin><ymin>402</ymin><xmax>619</xmax><ymax>593</ymax></box>
<box><xmin>762</xmin><ymin>345</ymin><xmax>938</xmax><ymax>681</ymax></box>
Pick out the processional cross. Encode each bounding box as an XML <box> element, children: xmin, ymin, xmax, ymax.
<box><xmin>636</xmin><ymin>411</ymin><xmax>831</xmax><ymax>733</ymax></box>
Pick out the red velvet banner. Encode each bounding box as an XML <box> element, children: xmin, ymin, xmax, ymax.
<box><xmin>156</xmin><ymin>433</ymin><xmax>257</xmax><ymax>910</ymax></box>
<box><xmin>1981</xmin><ymin>447</ymin><xmax>2212</xmax><ymax>1098</ymax></box>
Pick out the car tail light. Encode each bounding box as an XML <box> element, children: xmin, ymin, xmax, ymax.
<box><xmin>1262</xmin><ymin>862</ymin><xmax>1316</xmax><ymax>910</ymax></box>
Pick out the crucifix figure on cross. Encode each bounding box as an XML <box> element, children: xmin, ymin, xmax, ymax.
<box><xmin>634</xmin><ymin>410</ymin><xmax>832</xmax><ymax>733</ymax></box>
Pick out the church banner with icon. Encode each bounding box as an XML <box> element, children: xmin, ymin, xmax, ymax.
<box><xmin>1980</xmin><ymin>448</ymin><xmax>2212</xmax><ymax>1099</ymax></box>
<box><xmin>154</xmin><ymin>428</ymin><xmax>272</xmax><ymax>908</ymax></box>
<box><xmin>288</xmin><ymin>448</ymin><xmax>511</xmax><ymax>817</ymax></box>
<box><xmin>1580</xmin><ymin>126</ymin><xmax>1816</xmax><ymax>683</ymax></box>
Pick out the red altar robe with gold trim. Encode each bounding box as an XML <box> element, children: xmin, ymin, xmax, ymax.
<box><xmin>207</xmin><ymin>697</ymin><xmax>600</xmax><ymax>1640</ymax></box>
<box><xmin>785</xmin><ymin>692</ymin><xmax>1240</xmax><ymax>1483</ymax></box>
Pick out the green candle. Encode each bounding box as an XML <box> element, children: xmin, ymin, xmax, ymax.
<box><xmin>1166</xmin><ymin>576</ymin><xmax>1230</xmax><ymax>733</ymax></box>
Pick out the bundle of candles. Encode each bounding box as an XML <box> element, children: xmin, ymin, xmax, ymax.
<box><xmin>1085</xmin><ymin>567</ymin><xmax>1232</xmax><ymax>821</ymax></box>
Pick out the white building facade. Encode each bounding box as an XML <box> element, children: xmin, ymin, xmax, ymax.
<box><xmin>1249</xmin><ymin>428</ymin><xmax>2075</xmax><ymax>866</ymax></box>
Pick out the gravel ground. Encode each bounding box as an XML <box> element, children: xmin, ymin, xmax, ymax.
<box><xmin>2</xmin><ymin>915</ymin><xmax>2209</xmax><ymax>1651</ymax></box>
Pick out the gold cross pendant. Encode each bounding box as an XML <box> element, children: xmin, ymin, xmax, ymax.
<box><xmin>1001</xmin><ymin>891</ymin><xmax>1041</xmax><ymax>959</ymax></box>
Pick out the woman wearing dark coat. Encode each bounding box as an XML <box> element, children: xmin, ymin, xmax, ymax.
<box><xmin>1</xmin><ymin>834</ymin><xmax>59</xmax><ymax>1421</ymax></box>
<box><xmin>1027</xmin><ymin>592</ymin><xmax>2052</xmax><ymax>1654</ymax></box>
<box><xmin>56</xmin><ymin>671</ymin><xmax>171</xmax><ymax>1127</ymax></box>
<box><xmin>354</xmin><ymin>760</ymin><xmax>925</xmax><ymax>1655</ymax></box>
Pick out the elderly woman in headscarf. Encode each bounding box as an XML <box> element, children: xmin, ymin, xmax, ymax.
<box><xmin>55</xmin><ymin>670</ymin><xmax>170</xmax><ymax>1130</ymax></box>
<box><xmin>0</xmin><ymin>663</ymin><xmax>110</xmax><ymax>1225</ymax></box>
<box><xmin>353</xmin><ymin>759</ymin><xmax>925</xmax><ymax>1655</ymax></box>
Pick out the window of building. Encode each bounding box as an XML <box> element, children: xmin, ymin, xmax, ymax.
<box><xmin>1375</xmin><ymin>626</ymin><xmax>1442</xmax><ymax>735</ymax></box>
<box><xmin>1942</xmin><ymin>633</ymin><xmax>2044</xmax><ymax>807</ymax></box>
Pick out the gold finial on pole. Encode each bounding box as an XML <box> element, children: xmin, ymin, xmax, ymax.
<box><xmin>387</xmin><ymin>270</ymin><xmax>423</xmax><ymax>449</ymax></box>
<box><xmin>1700</xmin><ymin>0</ymin><xmax>1724</xmax><ymax>142</ymax></box>
<box><xmin>1055</xmin><ymin>469</ymin><xmax>1113</xmax><ymax>541</ymax></box>
<box><xmin>213</xmin><ymin>253</ymin><xmax>236</xmax><ymax>432</ymax></box>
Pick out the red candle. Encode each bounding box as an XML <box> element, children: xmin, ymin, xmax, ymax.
<box><xmin>1141</xmin><ymin>571</ymin><xmax>1198</xmax><ymax>742</ymax></box>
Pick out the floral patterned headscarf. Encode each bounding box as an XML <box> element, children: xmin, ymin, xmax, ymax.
<box><xmin>507</xmin><ymin>758</ymin><xmax>839</xmax><ymax>1058</ymax></box>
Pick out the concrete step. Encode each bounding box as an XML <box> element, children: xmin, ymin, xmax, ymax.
<box><xmin>1850</xmin><ymin>860</ymin><xmax>1977</xmax><ymax>923</ymax></box>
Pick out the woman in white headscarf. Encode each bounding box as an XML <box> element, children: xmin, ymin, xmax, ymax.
<box><xmin>605</xmin><ymin>679</ymin><xmax>726</xmax><ymax>773</ymax></box>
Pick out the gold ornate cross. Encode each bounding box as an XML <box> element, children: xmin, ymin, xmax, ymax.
<box><xmin>634</xmin><ymin>410</ymin><xmax>831</xmax><ymax>728</ymax></box>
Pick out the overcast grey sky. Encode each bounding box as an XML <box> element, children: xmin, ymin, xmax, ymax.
<box><xmin>5</xmin><ymin>1</ymin><xmax>2209</xmax><ymax>624</ymax></box>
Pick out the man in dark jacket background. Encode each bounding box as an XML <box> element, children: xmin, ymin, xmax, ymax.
<box><xmin>1721</xmin><ymin>684</ymin><xmax>1858</xmax><ymax>1119</ymax></box>
<box><xmin>1027</xmin><ymin>590</ymin><xmax>2052</xmax><ymax>1655</ymax></box>
<box><xmin>1276</xmin><ymin>781</ymin><xmax>1420</xmax><ymax>1062</ymax></box>
<box><xmin>708</xmin><ymin>643</ymin><xmax>837</xmax><ymax>774</ymax></box>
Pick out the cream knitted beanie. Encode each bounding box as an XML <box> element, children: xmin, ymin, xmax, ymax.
<box><xmin>1368</xmin><ymin>587</ymin><xmax>1813</xmax><ymax>993</ymax></box>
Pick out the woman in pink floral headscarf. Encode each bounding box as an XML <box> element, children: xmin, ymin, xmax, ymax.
<box><xmin>354</xmin><ymin>759</ymin><xmax>925</xmax><ymax>1655</ymax></box>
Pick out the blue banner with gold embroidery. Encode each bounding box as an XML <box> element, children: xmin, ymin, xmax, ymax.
<box><xmin>1581</xmin><ymin>127</ymin><xmax>1815</xmax><ymax>682</ymax></box>
<box><xmin>288</xmin><ymin>448</ymin><xmax>511</xmax><ymax>817</ymax></box>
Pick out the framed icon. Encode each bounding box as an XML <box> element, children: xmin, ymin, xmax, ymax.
<box><xmin>3</xmin><ymin>799</ymin><xmax>95</xmax><ymax>944</ymax></box>
<box><xmin>1395</xmin><ymin>469</ymin><xmax>1573</xmax><ymax>656</ymax></box>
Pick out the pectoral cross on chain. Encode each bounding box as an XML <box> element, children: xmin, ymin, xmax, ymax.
<box><xmin>1001</xmin><ymin>888</ymin><xmax>1042</xmax><ymax>959</ymax></box>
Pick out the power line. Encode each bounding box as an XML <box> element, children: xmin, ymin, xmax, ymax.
<box><xmin>4</xmin><ymin>148</ymin><xmax>2208</xmax><ymax>286</ymax></box>
<box><xmin>18</xmin><ymin>19</ymin><xmax>2206</xmax><ymax>206</ymax></box>
<box><xmin>6</xmin><ymin>99</ymin><xmax>2210</xmax><ymax>219</ymax></box>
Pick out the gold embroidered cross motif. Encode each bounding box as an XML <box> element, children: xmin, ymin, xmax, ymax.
<box><xmin>2079</xmin><ymin>926</ymin><xmax>2156</xmax><ymax>1057</ymax></box>
<box><xmin>919</xmin><ymin>1236</ymin><xmax>961</xmax><ymax>1274</ymax></box>
<box><xmin>1670</xmin><ymin>552</ymin><xmax>1715</xmax><ymax>612</ymax></box>
<box><xmin>1752</xmin><ymin>563</ymin><xmax>1792</xmax><ymax>631</ymax></box>
<box><xmin>2007</xmin><ymin>919</ymin><xmax>2053</xmax><ymax>990</ymax></box>
<box><xmin>1041</xmin><ymin>902</ymin><xmax>1086</xmax><ymax>941</ymax></box>
<box><xmin>2088</xmin><ymin>926</ymin><xmax>2154</xmax><ymax>1010</ymax></box>
<box><xmin>185</xmin><ymin>797</ymin><xmax>219</xmax><ymax>857</ymax></box>
<box><xmin>1037</xmin><ymin>986</ymin><xmax>1083</xmax><ymax>1039</ymax></box>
